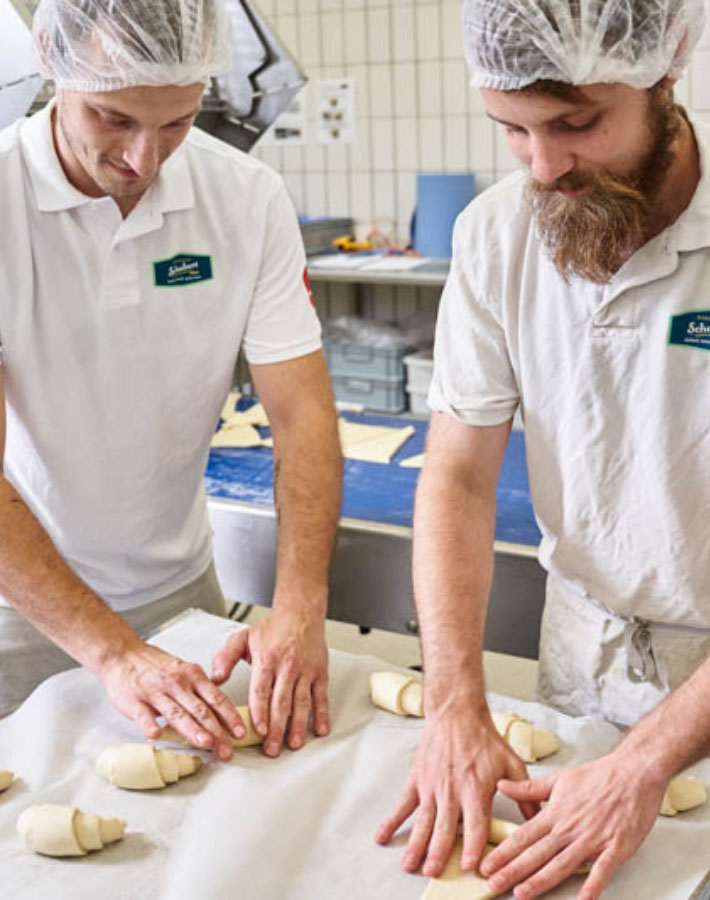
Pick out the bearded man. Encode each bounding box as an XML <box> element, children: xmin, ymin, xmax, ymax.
<box><xmin>376</xmin><ymin>1</ymin><xmax>710</xmax><ymax>898</ymax></box>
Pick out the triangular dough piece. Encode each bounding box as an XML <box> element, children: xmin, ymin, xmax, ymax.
<box><xmin>421</xmin><ymin>840</ymin><xmax>496</xmax><ymax>899</ymax></box>
<box><xmin>341</xmin><ymin>422</ymin><xmax>415</xmax><ymax>464</ymax></box>
<box><xmin>400</xmin><ymin>453</ymin><xmax>425</xmax><ymax>468</ymax></box>
<box><xmin>220</xmin><ymin>391</ymin><xmax>241</xmax><ymax>421</ymax></box>
<box><xmin>211</xmin><ymin>425</ymin><xmax>263</xmax><ymax>448</ymax></box>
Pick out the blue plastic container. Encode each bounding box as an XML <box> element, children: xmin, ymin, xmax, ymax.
<box><xmin>412</xmin><ymin>173</ymin><xmax>476</xmax><ymax>258</ymax></box>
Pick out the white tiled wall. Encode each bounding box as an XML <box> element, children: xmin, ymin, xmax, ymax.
<box><xmin>255</xmin><ymin>0</ymin><xmax>710</xmax><ymax>235</ymax></box>
<box><xmin>252</xmin><ymin>0</ymin><xmax>710</xmax><ymax>320</ymax></box>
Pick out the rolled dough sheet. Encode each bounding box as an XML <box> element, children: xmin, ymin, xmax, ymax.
<box><xmin>400</xmin><ymin>453</ymin><xmax>425</xmax><ymax>469</ymax></box>
<box><xmin>211</xmin><ymin>424</ymin><xmax>263</xmax><ymax>448</ymax></box>
<box><xmin>422</xmin><ymin>840</ymin><xmax>497</xmax><ymax>900</ymax></box>
<box><xmin>338</xmin><ymin>420</ymin><xmax>415</xmax><ymax>464</ymax></box>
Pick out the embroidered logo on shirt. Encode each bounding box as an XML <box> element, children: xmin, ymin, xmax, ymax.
<box><xmin>668</xmin><ymin>310</ymin><xmax>710</xmax><ymax>351</ymax></box>
<box><xmin>153</xmin><ymin>253</ymin><xmax>213</xmax><ymax>287</ymax></box>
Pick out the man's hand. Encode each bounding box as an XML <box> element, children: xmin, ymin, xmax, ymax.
<box><xmin>211</xmin><ymin>607</ymin><xmax>329</xmax><ymax>756</ymax></box>
<box><xmin>99</xmin><ymin>642</ymin><xmax>247</xmax><ymax>760</ymax></box>
<box><xmin>375</xmin><ymin>707</ymin><xmax>535</xmax><ymax>877</ymax></box>
<box><xmin>480</xmin><ymin>751</ymin><xmax>667</xmax><ymax>899</ymax></box>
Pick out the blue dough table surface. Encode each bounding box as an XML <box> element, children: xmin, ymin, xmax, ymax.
<box><xmin>205</xmin><ymin>409</ymin><xmax>541</xmax><ymax>547</ymax></box>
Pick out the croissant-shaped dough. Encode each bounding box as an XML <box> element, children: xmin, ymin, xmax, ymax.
<box><xmin>660</xmin><ymin>775</ymin><xmax>707</xmax><ymax>816</ymax></box>
<box><xmin>159</xmin><ymin>705</ymin><xmax>262</xmax><ymax>750</ymax></box>
<box><xmin>96</xmin><ymin>743</ymin><xmax>202</xmax><ymax>790</ymax></box>
<box><xmin>17</xmin><ymin>804</ymin><xmax>125</xmax><ymax>857</ymax></box>
<box><xmin>490</xmin><ymin>711</ymin><xmax>560</xmax><ymax>763</ymax></box>
<box><xmin>0</xmin><ymin>770</ymin><xmax>13</xmax><ymax>792</ymax></box>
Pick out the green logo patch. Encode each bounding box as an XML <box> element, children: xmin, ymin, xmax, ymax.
<box><xmin>668</xmin><ymin>309</ymin><xmax>710</xmax><ymax>352</ymax></box>
<box><xmin>154</xmin><ymin>253</ymin><xmax>213</xmax><ymax>287</ymax></box>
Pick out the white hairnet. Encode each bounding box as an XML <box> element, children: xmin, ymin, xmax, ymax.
<box><xmin>32</xmin><ymin>0</ymin><xmax>232</xmax><ymax>91</ymax></box>
<box><xmin>463</xmin><ymin>0</ymin><xmax>706</xmax><ymax>90</ymax></box>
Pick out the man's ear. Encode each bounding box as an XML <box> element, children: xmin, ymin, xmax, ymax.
<box><xmin>36</xmin><ymin>29</ymin><xmax>53</xmax><ymax>75</ymax></box>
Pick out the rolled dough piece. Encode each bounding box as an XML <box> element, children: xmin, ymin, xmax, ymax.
<box><xmin>96</xmin><ymin>743</ymin><xmax>202</xmax><ymax>790</ymax></box>
<box><xmin>491</xmin><ymin>711</ymin><xmax>560</xmax><ymax>763</ymax></box>
<box><xmin>400</xmin><ymin>453</ymin><xmax>425</xmax><ymax>469</ymax></box>
<box><xmin>17</xmin><ymin>804</ymin><xmax>125</xmax><ymax>857</ymax></box>
<box><xmin>370</xmin><ymin>672</ymin><xmax>422</xmax><ymax>716</ymax></box>
<box><xmin>660</xmin><ymin>775</ymin><xmax>707</xmax><ymax>816</ymax></box>
<box><xmin>160</xmin><ymin>705</ymin><xmax>263</xmax><ymax>750</ymax></box>
<box><xmin>211</xmin><ymin>424</ymin><xmax>263</xmax><ymax>448</ymax></box>
<box><xmin>0</xmin><ymin>770</ymin><xmax>14</xmax><ymax>792</ymax></box>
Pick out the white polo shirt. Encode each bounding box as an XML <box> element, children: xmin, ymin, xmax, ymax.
<box><xmin>0</xmin><ymin>102</ymin><xmax>321</xmax><ymax>611</ymax></box>
<box><xmin>430</xmin><ymin>115</ymin><xmax>710</xmax><ymax>629</ymax></box>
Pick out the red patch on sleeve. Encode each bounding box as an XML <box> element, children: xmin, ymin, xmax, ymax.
<box><xmin>303</xmin><ymin>268</ymin><xmax>315</xmax><ymax>306</ymax></box>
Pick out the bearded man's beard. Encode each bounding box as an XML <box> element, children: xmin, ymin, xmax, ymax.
<box><xmin>526</xmin><ymin>88</ymin><xmax>683</xmax><ymax>284</ymax></box>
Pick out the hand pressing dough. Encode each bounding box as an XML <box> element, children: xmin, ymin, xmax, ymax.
<box><xmin>0</xmin><ymin>770</ymin><xmax>14</xmax><ymax>792</ymax></box>
<box><xmin>160</xmin><ymin>704</ymin><xmax>263</xmax><ymax>750</ymax></box>
<box><xmin>421</xmin><ymin>821</ymin><xmax>519</xmax><ymax>900</ymax></box>
<box><xmin>422</xmin><ymin>820</ymin><xmax>588</xmax><ymax>900</ymax></box>
<box><xmin>96</xmin><ymin>743</ymin><xmax>202</xmax><ymax>790</ymax></box>
<box><xmin>661</xmin><ymin>776</ymin><xmax>707</xmax><ymax>816</ymax></box>
<box><xmin>369</xmin><ymin>674</ymin><xmax>559</xmax><ymax>762</ymax></box>
<box><xmin>17</xmin><ymin>804</ymin><xmax>125</xmax><ymax>857</ymax></box>
<box><xmin>370</xmin><ymin>672</ymin><xmax>423</xmax><ymax>717</ymax></box>
<box><xmin>491</xmin><ymin>711</ymin><xmax>560</xmax><ymax>763</ymax></box>
<box><xmin>421</xmin><ymin>839</ymin><xmax>496</xmax><ymax>900</ymax></box>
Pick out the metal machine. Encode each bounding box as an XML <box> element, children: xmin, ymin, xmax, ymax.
<box><xmin>5</xmin><ymin>0</ymin><xmax>306</xmax><ymax>153</ymax></box>
<box><xmin>1</xmin><ymin>1</ymin><xmax>43</xmax><ymax>129</ymax></box>
<box><xmin>197</xmin><ymin>0</ymin><xmax>307</xmax><ymax>152</ymax></box>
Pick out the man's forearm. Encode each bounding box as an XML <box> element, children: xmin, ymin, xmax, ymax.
<box><xmin>0</xmin><ymin>477</ymin><xmax>142</xmax><ymax>673</ymax></box>
<box><xmin>270</xmin><ymin>410</ymin><xmax>342</xmax><ymax>616</ymax></box>
<box><xmin>413</xmin><ymin>463</ymin><xmax>497</xmax><ymax>713</ymax></box>
<box><xmin>617</xmin><ymin>653</ymin><xmax>710</xmax><ymax>782</ymax></box>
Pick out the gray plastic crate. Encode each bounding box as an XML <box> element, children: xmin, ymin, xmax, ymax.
<box><xmin>323</xmin><ymin>338</ymin><xmax>412</xmax><ymax>381</ymax></box>
<box><xmin>299</xmin><ymin>217</ymin><xmax>353</xmax><ymax>256</ymax></box>
<box><xmin>331</xmin><ymin>373</ymin><xmax>406</xmax><ymax>413</ymax></box>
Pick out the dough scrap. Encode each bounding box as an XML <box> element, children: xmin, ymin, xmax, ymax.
<box><xmin>160</xmin><ymin>705</ymin><xmax>262</xmax><ymax>750</ymax></box>
<box><xmin>17</xmin><ymin>804</ymin><xmax>125</xmax><ymax>857</ymax></box>
<box><xmin>660</xmin><ymin>775</ymin><xmax>707</xmax><ymax>816</ymax></box>
<box><xmin>0</xmin><ymin>770</ymin><xmax>14</xmax><ymax>792</ymax></box>
<box><xmin>211</xmin><ymin>424</ymin><xmax>263</xmax><ymax>448</ymax></box>
<box><xmin>96</xmin><ymin>743</ymin><xmax>202</xmax><ymax>790</ymax></box>
<box><xmin>400</xmin><ymin>453</ymin><xmax>425</xmax><ymax>469</ymax></box>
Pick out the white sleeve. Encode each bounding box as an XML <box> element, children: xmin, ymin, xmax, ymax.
<box><xmin>428</xmin><ymin>215</ymin><xmax>519</xmax><ymax>426</ymax></box>
<box><xmin>241</xmin><ymin>177</ymin><xmax>322</xmax><ymax>365</ymax></box>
